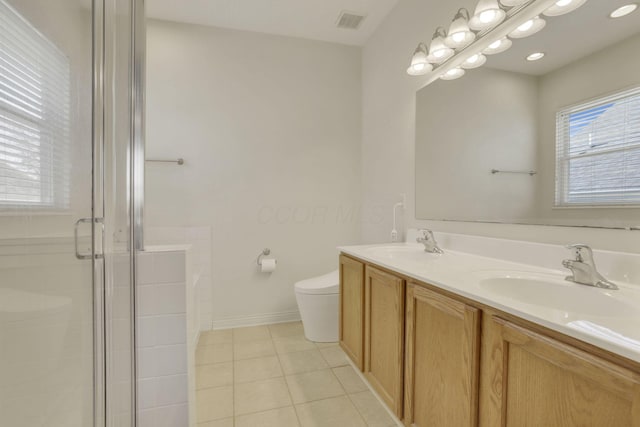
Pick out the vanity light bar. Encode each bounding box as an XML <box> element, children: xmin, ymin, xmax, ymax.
<box><xmin>407</xmin><ymin>0</ymin><xmax>588</xmax><ymax>85</ymax></box>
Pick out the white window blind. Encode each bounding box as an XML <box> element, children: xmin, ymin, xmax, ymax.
<box><xmin>0</xmin><ymin>0</ymin><xmax>70</xmax><ymax>209</ymax></box>
<box><xmin>555</xmin><ymin>86</ymin><xmax>640</xmax><ymax>207</ymax></box>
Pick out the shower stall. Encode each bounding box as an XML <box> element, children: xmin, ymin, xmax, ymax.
<box><xmin>0</xmin><ymin>0</ymin><xmax>144</xmax><ymax>425</ymax></box>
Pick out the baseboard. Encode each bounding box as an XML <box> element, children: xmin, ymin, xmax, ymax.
<box><xmin>209</xmin><ymin>310</ymin><xmax>301</xmax><ymax>330</ymax></box>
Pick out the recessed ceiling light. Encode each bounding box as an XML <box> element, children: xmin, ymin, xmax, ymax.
<box><xmin>526</xmin><ymin>52</ymin><xmax>545</xmax><ymax>61</ymax></box>
<box><xmin>610</xmin><ymin>4</ymin><xmax>638</xmax><ymax>18</ymax></box>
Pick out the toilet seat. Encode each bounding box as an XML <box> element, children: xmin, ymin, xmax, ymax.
<box><xmin>294</xmin><ymin>270</ymin><xmax>339</xmax><ymax>295</ymax></box>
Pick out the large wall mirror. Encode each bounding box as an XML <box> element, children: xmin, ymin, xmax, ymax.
<box><xmin>415</xmin><ymin>1</ymin><xmax>640</xmax><ymax>229</ymax></box>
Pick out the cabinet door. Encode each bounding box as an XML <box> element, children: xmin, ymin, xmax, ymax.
<box><xmin>404</xmin><ymin>283</ymin><xmax>481</xmax><ymax>427</ymax></box>
<box><xmin>484</xmin><ymin>317</ymin><xmax>640</xmax><ymax>427</ymax></box>
<box><xmin>339</xmin><ymin>255</ymin><xmax>365</xmax><ymax>370</ymax></box>
<box><xmin>364</xmin><ymin>266</ymin><xmax>405</xmax><ymax>417</ymax></box>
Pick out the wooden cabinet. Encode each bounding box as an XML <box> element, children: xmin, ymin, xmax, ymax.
<box><xmin>482</xmin><ymin>316</ymin><xmax>640</xmax><ymax>427</ymax></box>
<box><xmin>363</xmin><ymin>266</ymin><xmax>405</xmax><ymax>417</ymax></box>
<box><xmin>404</xmin><ymin>283</ymin><xmax>481</xmax><ymax>427</ymax></box>
<box><xmin>339</xmin><ymin>255</ymin><xmax>365</xmax><ymax>370</ymax></box>
<box><xmin>338</xmin><ymin>254</ymin><xmax>640</xmax><ymax>427</ymax></box>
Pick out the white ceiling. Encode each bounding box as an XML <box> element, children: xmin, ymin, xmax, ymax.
<box><xmin>146</xmin><ymin>0</ymin><xmax>401</xmax><ymax>46</ymax></box>
<box><xmin>485</xmin><ymin>0</ymin><xmax>640</xmax><ymax>75</ymax></box>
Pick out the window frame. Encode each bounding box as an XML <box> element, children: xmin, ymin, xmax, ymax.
<box><xmin>554</xmin><ymin>86</ymin><xmax>640</xmax><ymax>208</ymax></box>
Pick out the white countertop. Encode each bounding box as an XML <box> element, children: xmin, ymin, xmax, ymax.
<box><xmin>339</xmin><ymin>242</ymin><xmax>640</xmax><ymax>364</ymax></box>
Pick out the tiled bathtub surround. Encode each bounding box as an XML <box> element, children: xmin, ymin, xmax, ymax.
<box><xmin>137</xmin><ymin>247</ymin><xmax>197</xmax><ymax>427</ymax></box>
<box><xmin>145</xmin><ymin>226</ymin><xmax>213</xmax><ymax>331</ymax></box>
<box><xmin>195</xmin><ymin>322</ymin><xmax>400</xmax><ymax>427</ymax></box>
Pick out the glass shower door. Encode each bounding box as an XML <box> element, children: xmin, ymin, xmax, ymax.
<box><xmin>0</xmin><ymin>0</ymin><xmax>141</xmax><ymax>426</ymax></box>
<box><xmin>0</xmin><ymin>0</ymin><xmax>99</xmax><ymax>425</ymax></box>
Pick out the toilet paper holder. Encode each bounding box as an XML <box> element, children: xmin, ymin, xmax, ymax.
<box><xmin>256</xmin><ymin>248</ymin><xmax>271</xmax><ymax>266</ymax></box>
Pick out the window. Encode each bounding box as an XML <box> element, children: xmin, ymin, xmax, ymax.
<box><xmin>0</xmin><ymin>0</ymin><xmax>70</xmax><ymax>210</ymax></box>
<box><xmin>555</xmin><ymin>87</ymin><xmax>640</xmax><ymax>207</ymax></box>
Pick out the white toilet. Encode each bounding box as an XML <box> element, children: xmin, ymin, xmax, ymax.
<box><xmin>294</xmin><ymin>270</ymin><xmax>339</xmax><ymax>342</ymax></box>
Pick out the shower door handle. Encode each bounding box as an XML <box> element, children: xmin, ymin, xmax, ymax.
<box><xmin>74</xmin><ymin>217</ymin><xmax>104</xmax><ymax>260</ymax></box>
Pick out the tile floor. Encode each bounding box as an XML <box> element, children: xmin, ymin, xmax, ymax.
<box><xmin>195</xmin><ymin>321</ymin><xmax>399</xmax><ymax>427</ymax></box>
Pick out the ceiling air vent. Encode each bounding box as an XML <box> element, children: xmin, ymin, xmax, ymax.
<box><xmin>336</xmin><ymin>11</ymin><xmax>366</xmax><ymax>30</ymax></box>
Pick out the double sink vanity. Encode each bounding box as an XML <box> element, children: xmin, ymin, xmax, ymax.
<box><xmin>338</xmin><ymin>230</ymin><xmax>640</xmax><ymax>426</ymax></box>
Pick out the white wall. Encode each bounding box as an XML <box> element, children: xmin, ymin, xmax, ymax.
<box><xmin>415</xmin><ymin>68</ymin><xmax>538</xmax><ymax>222</ymax></box>
<box><xmin>145</xmin><ymin>20</ymin><xmax>362</xmax><ymax>328</ymax></box>
<box><xmin>362</xmin><ymin>0</ymin><xmax>640</xmax><ymax>254</ymax></box>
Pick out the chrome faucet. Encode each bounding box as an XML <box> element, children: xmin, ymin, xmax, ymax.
<box><xmin>562</xmin><ymin>244</ymin><xmax>618</xmax><ymax>290</ymax></box>
<box><xmin>416</xmin><ymin>229</ymin><xmax>444</xmax><ymax>254</ymax></box>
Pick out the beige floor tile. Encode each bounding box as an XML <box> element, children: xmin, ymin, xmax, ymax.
<box><xmin>349</xmin><ymin>390</ymin><xmax>397</xmax><ymax>427</ymax></box>
<box><xmin>234</xmin><ymin>355</ymin><xmax>282</xmax><ymax>383</ymax></box>
<box><xmin>233</xmin><ymin>325</ymin><xmax>271</xmax><ymax>342</ymax></box>
<box><xmin>285</xmin><ymin>369</ymin><xmax>345</xmax><ymax>404</ymax></box>
<box><xmin>278</xmin><ymin>349</ymin><xmax>328</xmax><ymax>375</ymax></box>
<box><xmin>315</xmin><ymin>341</ymin><xmax>339</xmax><ymax>349</ymax></box>
<box><xmin>319</xmin><ymin>345</ymin><xmax>350</xmax><ymax>368</ymax></box>
<box><xmin>197</xmin><ymin>362</ymin><xmax>233</xmax><ymax>389</ymax></box>
<box><xmin>235</xmin><ymin>406</ymin><xmax>300</xmax><ymax>427</ymax></box>
<box><xmin>197</xmin><ymin>343</ymin><xmax>234</xmax><ymax>365</ymax></box>
<box><xmin>268</xmin><ymin>321</ymin><xmax>304</xmax><ymax>338</ymax></box>
<box><xmin>198</xmin><ymin>418</ymin><xmax>234</xmax><ymax>427</ymax></box>
<box><xmin>273</xmin><ymin>335</ymin><xmax>316</xmax><ymax>354</ymax></box>
<box><xmin>332</xmin><ymin>365</ymin><xmax>368</xmax><ymax>394</ymax></box>
<box><xmin>234</xmin><ymin>377</ymin><xmax>292</xmax><ymax>416</ymax></box>
<box><xmin>199</xmin><ymin>329</ymin><xmax>233</xmax><ymax>346</ymax></box>
<box><xmin>295</xmin><ymin>395</ymin><xmax>366</xmax><ymax>427</ymax></box>
<box><xmin>197</xmin><ymin>386</ymin><xmax>234</xmax><ymax>422</ymax></box>
<box><xmin>234</xmin><ymin>339</ymin><xmax>276</xmax><ymax>360</ymax></box>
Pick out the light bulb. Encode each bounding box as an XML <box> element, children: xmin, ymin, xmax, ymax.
<box><xmin>427</xmin><ymin>27</ymin><xmax>454</xmax><ymax>64</ymax></box>
<box><xmin>452</xmin><ymin>32</ymin><xmax>467</xmax><ymax>43</ymax></box>
<box><xmin>479</xmin><ymin>9</ymin><xmax>498</xmax><ymax>23</ymax></box>
<box><xmin>440</xmin><ymin>67</ymin><xmax>465</xmax><ymax>80</ymax></box>
<box><xmin>462</xmin><ymin>53</ymin><xmax>487</xmax><ymax>69</ymax></box>
<box><xmin>518</xmin><ymin>19</ymin><xmax>534</xmax><ymax>32</ymax></box>
<box><xmin>509</xmin><ymin>15</ymin><xmax>546</xmax><ymax>38</ymax></box>
<box><xmin>482</xmin><ymin>37</ymin><xmax>512</xmax><ymax>55</ymax></box>
<box><xmin>544</xmin><ymin>0</ymin><xmax>587</xmax><ymax>16</ymax></box>
<box><xmin>469</xmin><ymin>0</ymin><xmax>506</xmax><ymax>31</ymax></box>
<box><xmin>445</xmin><ymin>9</ymin><xmax>476</xmax><ymax>49</ymax></box>
<box><xmin>407</xmin><ymin>43</ymin><xmax>433</xmax><ymax>76</ymax></box>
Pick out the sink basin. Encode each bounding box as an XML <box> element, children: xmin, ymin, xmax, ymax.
<box><xmin>478</xmin><ymin>273</ymin><xmax>637</xmax><ymax>317</ymax></box>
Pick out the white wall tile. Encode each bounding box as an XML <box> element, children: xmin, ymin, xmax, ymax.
<box><xmin>154</xmin><ymin>315</ymin><xmax>187</xmax><ymax>345</ymax></box>
<box><xmin>154</xmin><ymin>344</ymin><xmax>187</xmax><ymax>377</ymax></box>
<box><xmin>138</xmin><ymin>378</ymin><xmax>157</xmax><ymax>410</ymax></box>
<box><xmin>156</xmin><ymin>375</ymin><xmax>188</xmax><ymax>406</ymax></box>
<box><xmin>137</xmin><ymin>348</ymin><xmax>158</xmax><ymax>379</ymax></box>
<box><xmin>138</xmin><ymin>283</ymin><xmax>186</xmax><ymax>316</ymax></box>
<box><xmin>153</xmin><ymin>403</ymin><xmax>189</xmax><ymax>427</ymax></box>
<box><xmin>152</xmin><ymin>252</ymin><xmax>186</xmax><ymax>284</ymax></box>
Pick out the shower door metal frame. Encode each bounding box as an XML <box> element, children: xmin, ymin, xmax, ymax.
<box><xmin>93</xmin><ymin>0</ymin><xmax>145</xmax><ymax>425</ymax></box>
<box><xmin>93</xmin><ymin>0</ymin><xmax>106</xmax><ymax>424</ymax></box>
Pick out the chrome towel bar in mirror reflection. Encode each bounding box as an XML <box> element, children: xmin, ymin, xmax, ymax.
<box><xmin>146</xmin><ymin>158</ymin><xmax>184</xmax><ymax>165</ymax></box>
<box><xmin>491</xmin><ymin>169</ymin><xmax>537</xmax><ymax>176</ymax></box>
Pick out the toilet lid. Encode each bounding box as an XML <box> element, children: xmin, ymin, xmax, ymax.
<box><xmin>294</xmin><ymin>270</ymin><xmax>339</xmax><ymax>295</ymax></box>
